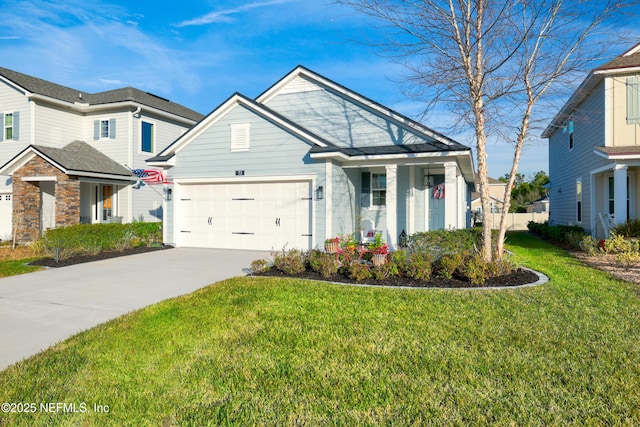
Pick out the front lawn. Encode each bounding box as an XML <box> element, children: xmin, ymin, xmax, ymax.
<box><xmin>0</xmin><ymin>246</ymin><xmax>43</xmax><ymax>277</ymax></box>
<box><xmin>0</xmin><ymin>233</ymin><xmax>638</xmax><ymax>425</ymax></box>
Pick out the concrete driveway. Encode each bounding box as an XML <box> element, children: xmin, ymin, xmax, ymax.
<box><xmin>0</xmin><ymin>247</ymin><xmax>267</xmax><ymax>371</ymax></box>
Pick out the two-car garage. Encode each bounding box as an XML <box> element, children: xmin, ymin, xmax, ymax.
<box><xmin>175</xmin><ymin>179</ymin><xmax>313</xmax><ymax>251</ymax></box>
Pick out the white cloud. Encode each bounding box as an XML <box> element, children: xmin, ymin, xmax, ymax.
<box><xmin>176</xmin><ymin>0</ymin><xmax>298</xmax><ymax>27</ymax></box>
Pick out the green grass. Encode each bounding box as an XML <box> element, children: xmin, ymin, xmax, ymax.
<box><xmin>0</xmin><ymin>258</ymin><xmax>43</xmax><ymax>278</ymax></box>
<box><xmin>0</xmin><ymin>233</ymin><xmax>638</xmax><ymax>425</ymax></box>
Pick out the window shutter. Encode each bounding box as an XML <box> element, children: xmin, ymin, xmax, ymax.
<box><xmin>567</xmin><ymin>120</ymin><xmax>574</xmax><ymax>134</ymax></box>
<box><xmin>627</xmin><ymin>76</ymin><xmax>640</xmax><ymax>124</ymax></box>
<box><xmin>93</xmin><ymin>120</ymin><xmax>99</xmax><ymax>140</ymax></box>
<box><xmin>0</xmin><ymin>114</ymin><xmax>4</xmax><ymax>142</ymax></box>
<box><xmin>12</xmin><ymin>111</ymin><xmax>19</xmax><ymax>140</ymax></box>
<box><xmin>361</xmin><ymin>172</ymin><xmax>370</xmax><ymax>208</ymax></box>
<box><xmin>109</xmin><ymin>118</ymin><xmax>116</xmax><ymax>139</ymax></box>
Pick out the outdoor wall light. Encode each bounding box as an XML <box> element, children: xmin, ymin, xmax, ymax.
<box><xmin>315</xmin><ymin>185</ymin><xmax>323</xmax><ymax>200</ymax></box>
<box><xmin>164</xmin><ymin>188</ymin><xmax>172</xmax><ymax>201</ymax></box>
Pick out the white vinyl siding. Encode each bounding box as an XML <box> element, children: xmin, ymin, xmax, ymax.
<box><xmin>549</xmin><ymin>81</ymin><xmax>607</xmax><ymax>233</ymax></box>
<box><xmin>93</xmin><ymin>118</ymin><xmax>116</xmax><ymax>140</ymax></box>
<box><xmin>34</xmin><ymin>104</ymin><xmax>82</xmax><ymax>147</ymax></box>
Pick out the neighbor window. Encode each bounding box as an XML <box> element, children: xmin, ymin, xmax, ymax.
<box><xmin>93</xmin><ymin>118</ymin><xmax>116</xmax><ymax>140</ymax></box>
<box><xmin>576</xmin><ymin>178</ymin><xmax>582</xmax><ymax>223</ymax></box>
<box><xmin>230</xmin><ymin>122</ymin><xmax>250</xmax><ymax>152</ymax></box>
<box><xmin>141</xmin><ymin>121</ymin><xmax>154</xmax><ymax>153</ymax></box>
<box><xmin>568</xmin><ymin>120</ymin><xmax>574</xmax><ymax>150</ymax></box>
<box><xmin>1</xmin><ymin>111</ymin><xmax>19</xmax><ymax>141</ymax></box>
<box><xmin>371</xmin><ymin>173</ymin><xmax>387</xmax><ymax>206</ymax></box>
<box><xmin>627</xmin><ymin>76</ymin><xmax>640</xmax><ymax>124</ymax></box>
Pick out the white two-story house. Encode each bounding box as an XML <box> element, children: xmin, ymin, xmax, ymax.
<box><xmin>544</xmin><ymin>42</ymin><xmax>640</xmax><ymax>237</ymax></box>
<box><xmin>0</xmin><ymin>67</ymin><xmax>203</xmax><ymax>242</ymax></box>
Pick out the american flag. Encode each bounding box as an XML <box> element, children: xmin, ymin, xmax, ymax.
<box><xmin>131</xmin><ymin>169</ymin><xmax>170</xmax><ymax>184</ymax></box>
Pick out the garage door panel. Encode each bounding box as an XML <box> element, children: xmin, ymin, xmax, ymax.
<box><xmin>177</xmin><ymin>181</ymin><xmax>312</xmax><ymax>250</ymax></box>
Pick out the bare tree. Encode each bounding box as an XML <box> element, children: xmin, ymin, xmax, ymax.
<box><xmin>338</xmin><ymin>0</ymin><xmax>633</xmax><ymax>260</ymax></box>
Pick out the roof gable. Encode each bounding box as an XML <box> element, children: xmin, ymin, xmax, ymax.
<box><xmin>0</xmin><ymin>140</ymin><xmax>134</xmax><ymax>179</ymax></box>
<box><xmin>257</xmin><ymin>66</ymin><xmax>466</xmax><ymax>150</ymax></box>
<box><xmin>148</xmin><ymin>93</ymin><xmax>335</xmax><ymax>164</ymax></box>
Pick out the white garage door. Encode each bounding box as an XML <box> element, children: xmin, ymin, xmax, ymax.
<box><xmin>0</xmin><ymin>193</ymin><xmax>12</xmax><ymax>240</ymax></box>
<box><xmin>177</xmin><ymin>181</ymin><xmax>312</xmax><ymax>251</ymax></box>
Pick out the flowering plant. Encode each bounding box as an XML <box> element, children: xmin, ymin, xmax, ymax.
<box><xmin>367</xmin><ymin>233</ymin><xmax>389</xmax><ymax>255</ymax></box>
<box><xmin>325</xmin><ymin>237</ymin><xmax>339</xmax><ymax>245</ymax></box>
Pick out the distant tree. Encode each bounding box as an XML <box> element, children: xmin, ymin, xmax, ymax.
<box><xmin>338</xmin><ymin>0</ymin><xmax>633</xmax><ymax>261</ymax></box>
<box><xmin>507</xmin><ymin>171</ymin><xmax>549</xmax><ymax>212</ymax></box>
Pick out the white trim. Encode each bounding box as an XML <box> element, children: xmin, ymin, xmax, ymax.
<box><xmin>325</xmin><ymin>160</ymin><xmax>332</xmax><ymax>240</ymax></box>
<box><xmin>594</xmin><ymin>66</ymin><xmax>640</xmax><ymax>75</ymax></box>
<box><xmin>27</xmin><ymin>94</ymin><xmax>198</xmax><ymax>126</ymax></box>
<box><xmin>590</xmin><ymin>173</ymin><xmax>597</xmax><ymax>237</ymax></box>
<box><xmin>590</xmin><ymin>162</ymin><xmax>617</xmax><ymax>175</ymax></box>
<box><xmin>605</xmin><ymin>77</ymin><xmax>612</xmax><ymax>147</ymax></box>
<box><xmin>385</xmin><ymin>165</ymin><xmax>397</xmax><ymax>249</ymax></box>
<box><xmin>622</xmin><ymin>43</ymin><xmax>640</xmax><ymax>57</ymax></box>
<box><xmin>310</xmin><ymin>150</ymin><xmax>471</xmax><ymax>161</ymax></box>
<box><xmin>593</xmin><ymin>148</ymin><xmax>640</xmax><ymax>160</ymax></box>
<box><xmin>173</xmin><ymin>174</ymin><xmax>316</xmax><ymax>185</ymax></box>
<box><xmin>409</xmin><ymin>165</ymin><xmax>415</xmax><ymax>234</ymax></box>
<box><xmin>21</xmin><ymin>176</ymin><xmax>56</xmax><ymax>182</ymax></box>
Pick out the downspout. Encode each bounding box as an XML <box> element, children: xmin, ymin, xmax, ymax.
<box><xmin>128</xmin><ymin>106</ymin><xmax>141</xmax><ymax>222</ymax></box>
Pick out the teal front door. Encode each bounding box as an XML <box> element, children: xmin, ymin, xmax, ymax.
<box><xmin>428</xmin><ymin>175</ymin><xmax>445</xmax><ymax>230</ymax></box>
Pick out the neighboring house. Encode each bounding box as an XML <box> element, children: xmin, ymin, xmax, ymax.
<box><xmin>525</xmin><ymin>196</ymin><xmax>549</xmax><ymax>214</ymax></box>
<box><xmin>148</xmin><ymin>66</ymin><xmax>475</xmax><ymax>251</ymax></box>
<box><xmin>0</xmin><ymin>67</ymin><xmax>203</xmax><ymax>242</ymax></box>
<box><xmin>544</xmin><ymin>42</ymin><xmax>640</xmax><ymax>238</ymax></box>
<box><xmin>470</xmin><ymin>177</ymin><xmax>506</xmax><ymax>218</ymax></box>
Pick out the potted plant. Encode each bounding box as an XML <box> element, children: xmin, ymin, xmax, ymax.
<box><xmin>324</xmin><ymin>237</ymin><xmax>339</xmax><ymax>254</ymax></box>
<box><xmin>367</xmin><ymin>233</ymin><xmax>389</xmax><ymax>266</ymax></box>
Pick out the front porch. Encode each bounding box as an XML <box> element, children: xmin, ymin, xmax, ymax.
<box><xmin>591</xmin><ymin>163</ymin><xmax>640</xmax><ymax>238</ymax></box>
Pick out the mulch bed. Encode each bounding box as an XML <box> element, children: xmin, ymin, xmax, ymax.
<box><xmin>30</xmin><ymin>245</ymin><xmax>173</xmax><ymax>268</ymax></box>
<box><xmin>254</xmin><ymin>267</ymin><xmax>540</xmax><ymax>289</ymax></box>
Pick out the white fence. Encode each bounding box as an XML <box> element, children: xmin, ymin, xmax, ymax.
<box><xmin>488</xmin><ymin>212</ymin><xmax>548</xmax><ymax>231</ymax></box>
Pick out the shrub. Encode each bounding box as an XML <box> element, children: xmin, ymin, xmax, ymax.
<box><xmin>527</xmin><ymin>221</ymin><xmax>585</xmax><ymax>247</ymax></box>
<box><xmin>579</xmin><ymin>235</ymin><xmax>600</xmax><ymax>256</ymax></box>
<box><xmin>486</xmin><ymin>256</ymin><xmax>517</xmax><ymax>278</ymax></box>
<box><xmin>404</xmin><ymin>252</ymin><xmax>434</xmax><ymax>281</ymax></box>
<box><xmin>407</xmin><ymin>229</ymin><xmax>495</xmax><ymax>256</ymax></box>
<box><xmin>273</xmin><ymin>249</ymin><xmax>306</xmax><ymax>275</ymax></box>
<box><xmin>372</xmin><ymin>263</ymin><xmax>395</xmax><ymax>280</ymax></box>
<box><xmin>461</xmin><ymin>252</ymin><xmax>488</xmax><ymax>286</ymax></box>
<box><xmin>130</xmin><ymin>221</ymin><xmax>162</xmax><ymax>247</ymax></box>
<box><xmin>604</xmin><ymin>233</ymin><xmax>633</xmax><ymax>255</ymax></box>
<box><xmin>347</xmin><ymin>262</ymin><xmax>373</xmax><ymax>282</ymax></box>
<box><xmin>611</xmin><ymin>218</ymin><xmax>640</xmax><ymax>237</ymax></box>
<box><xmin>251</xmin><ymin>259</ymin><xmax>270</xmax><ymax>274</ymax></box>
<box><xmin>437</xmin><ymin>252</ymin><xmax>467</xmax><ymax>279</ymax></box>
<box><xmin>307</xmin><ymin>250</ymin><xmax>339</xmax><ymax>278</ymax></box>
<box><xmin>615</xmin><ymin>250</ymin><xmax>640</xmax><ymax>268</ymax></box>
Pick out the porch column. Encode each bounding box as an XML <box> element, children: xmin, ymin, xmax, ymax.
<box><xmin>590</xmin><ymin>172</ymin><xmax>597</xmax><ymax>237</ymax></box>
<box><xmin>614</xmin><ymin>164</ymin><xmax>628</xmax><ymax>225</ymax></box>
<box><xmin>385</xmin><ymin>164</ymin><xmax>397</xmax><ymax>249</ymax></box>
<box><xmin>325</xmin><ymin>160</ymin><xmax>333</xmax><ymax>241</ymax></box>
<box><xmin>444</xmin><ymin>162</ymin><xmax>458</xmax><ymax>229</ymax></box>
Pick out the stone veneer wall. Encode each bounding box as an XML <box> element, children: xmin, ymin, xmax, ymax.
<box><xmin>12</xmin><ymin>156</ymin><xmax>80</xmax><ymax>243</ymax></box>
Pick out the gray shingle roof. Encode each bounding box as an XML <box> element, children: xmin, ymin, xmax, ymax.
<box><xmin>309</xmin><ymin>142</ymin><xmax>470</xmax><ymax>157</ymax></box>
<box><xmin>33</xmin><ymin>141</ymin><xmax>134</xmax><ymax>177</ymax></box>
<box><xmin>0</xmin><ymin>67</ymin><xmax>203</xmax><ymax>122</ymax></box>
<box><xmin>595</xmin><ymin>44</ymin><xmax>640</xmax><ymax>71</ymax></box>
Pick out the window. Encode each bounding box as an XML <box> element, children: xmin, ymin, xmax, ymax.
<box><xmin>371</xmin><ymin>173</ymin><xmax>387</xmax><ymax>206</ymax></box>
<box><xmin>93</xmin><ymin>118</ymin><xmax>116</xmax><ymax>140</ymax></box>
<box><xmin>576</xmin><ymin>178</ymin><xmax>582</xmax><ymax>223</ymax></box>
<box><xmin>627</xmin><ymin>76</ymin><xmax>640</xmax><ymax>124</ymax></box>
<box><xmin>568</xmin><ymin>120</ymin><xmax>574</xmax><ymax>150</ymax></box>
<box><xmin>230</xmin><ymin>123</ymin><xmax>250</xmax><ymax>151</ymax></box>
<box><xmin>607</xmin><ymin>175</ymin><xmax>631</xmax><ymax>218</ymax></box>
<box><xmin>102</xmin><ymin>185</ymin><xmax>113</xmax><ymax>221</ymax></box>
<box><xmin>141</xmin><ymin>121</ymin><xmax>154</xmax><ymax>153</ymax></box>
<box><xmin>1</xmin><ymin>111</ymin><xmax>19</xmax><ymax>141</ymax></box>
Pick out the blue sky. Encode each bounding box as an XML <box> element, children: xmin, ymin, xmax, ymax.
<box><xmin>0</xmin><ymin>0</ymin><xmax>636</xmax><ymax>178</ymax></box>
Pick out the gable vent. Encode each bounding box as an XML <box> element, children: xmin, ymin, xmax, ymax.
<box><xmin>230</xmin><ymin>122</ymin><xmax>250</xmax><ymax>152</ymax></box>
